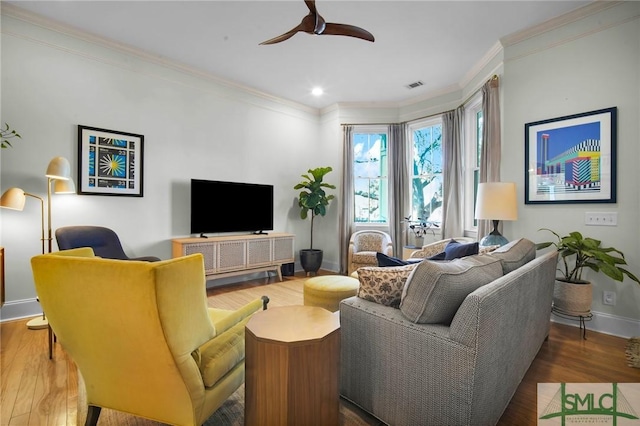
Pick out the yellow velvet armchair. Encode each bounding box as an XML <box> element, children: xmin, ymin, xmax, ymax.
<box><xmin>31</xmin><ymin>248</ymin><xmax>267</xmax><ymax>426</ymax></box>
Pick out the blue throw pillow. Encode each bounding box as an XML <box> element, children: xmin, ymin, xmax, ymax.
<box><xmin>376</xmin><ymin>252</ymin><xmax>409</xmax><ymax>267</ymax></box>
<box><xmin>444</xmin><ymin>240</ymin><xmax>479</xmax><ymax>260</ymax></box>
<box><xmin>428</xmin><ymin>251</ymin><xmax>447</xmax><ymax>261</ymax></box>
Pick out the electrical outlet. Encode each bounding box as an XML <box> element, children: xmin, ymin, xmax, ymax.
<box><xmin>585</xmin><ymin>212</ymin><xmax>617</xmax><ymax>226</ymax></box>
<box><xmin>603</xmin><ymin>291</ymin><xmax>616</xmax><ymax>306</ymax></box>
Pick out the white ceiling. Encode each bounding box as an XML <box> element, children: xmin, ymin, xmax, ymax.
<box><xmin>6</xmin><ymin>0</ymin><xmax>593</xmax><ymax>110</ymax></box>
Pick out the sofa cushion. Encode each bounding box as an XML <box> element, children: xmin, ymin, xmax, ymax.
<box><xmin>399</xmin><ymin>255</ymin><xmax>503</xmax><ymax>324</ymax></box>
<box><xmin>444</xmin><ymin>239</ymin><xmax>479</xmax><ymax>260</ymax></box>
<box><xmin>488</xmin><ymin>238</ymin><xmax>536</xmax><ymax>274</ymax></box>
<box><xmin>376</xmin><ymin>252</ymin><xmax>410</xmax><ymax>267</ymax></box>
<box><xmin>357</xmin><ymin>264</ymin><xmax>418</xmax><ymax>308</ymax></box>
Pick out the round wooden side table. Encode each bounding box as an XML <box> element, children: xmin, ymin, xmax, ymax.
<box><xmin>244</xmin><ymin>305</ymin><xmax>340</xmax><ymax>426</ymax></box>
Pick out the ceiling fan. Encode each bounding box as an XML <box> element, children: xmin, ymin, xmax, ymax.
<box><xmin>259</xmin><ymin>0</ymin><xmax>375</xmax><ymax>45</ymax></box>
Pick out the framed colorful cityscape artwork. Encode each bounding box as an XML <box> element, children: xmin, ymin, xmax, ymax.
<box><xmin>77</xmin><ymin>125</ymin><xmax>144</xmax><ymax>197</ymax></box>
<box><xmin>524</xmin><ymin>107</ymin><xmax>617</xmax><ymax>204</ymax></box>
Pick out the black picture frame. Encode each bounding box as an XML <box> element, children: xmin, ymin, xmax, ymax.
<box><xmin>77</xmin><ymin>125</ymin><xmax>144</xmax><ymax>197</ymax></box>
<box><xmin>524</xmin><ymin>107</ymin><xmax>617</xmax><ymax>204</ymax></box>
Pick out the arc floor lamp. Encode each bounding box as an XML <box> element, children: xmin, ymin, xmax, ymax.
<box><xmin>0</xmin><ymin>156</ymin><xmax>75</xmax><ymax>332</ymax></box>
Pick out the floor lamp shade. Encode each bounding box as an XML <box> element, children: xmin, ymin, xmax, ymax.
<box><xmin>0</xmin><ymin>187</ymin><xmax>28</xmax><ymax>210</ymax></box>
<box><xmin>46</xmin><ymin>156</ymin><xmax>72</xmax><ymax>180</ymax></box>
<box><xmin>53</xmin><ymin>179</ymin><xmax>76</xmax><ymax>194</ymax></box>
<box><xmin>0</xmin><ymin>187</ymin><xmax>46</xmax><ymax>255</ymax></box>
<box><xmin>475</xmin><ymin>182</ymin><xmax>518</xmax><ymax>247</ymax></box>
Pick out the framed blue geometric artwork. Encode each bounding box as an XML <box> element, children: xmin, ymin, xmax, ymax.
<box><xmin>524</xmin><ymin>107</ymin><xmax>617</xmax><ymax>204</ymax></box>
<box><xmin>77</xmin><ymin>125</ymin><xmax>144</xmax><ymax>196</ymax></box>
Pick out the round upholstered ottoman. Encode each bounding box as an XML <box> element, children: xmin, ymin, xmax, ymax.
<box><xmin>303</xmin><ymin>275</ymin><xmax>360</xmax><ymax>312</ymax></box>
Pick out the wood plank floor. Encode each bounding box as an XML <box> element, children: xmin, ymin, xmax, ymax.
<box><xmin>1</xmin><ymin>271</ymin><xmax>639</xmax><ymax>425</ymax></box>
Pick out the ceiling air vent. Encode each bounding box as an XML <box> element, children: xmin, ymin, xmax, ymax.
<box><xmin>406</xmin><ymin>81</ymin><xmax>424</xmax><ymax>89</ymax></box>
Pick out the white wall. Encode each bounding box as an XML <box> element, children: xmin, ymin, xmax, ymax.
<box><xmin>502</xmin><ymin>2</ymin><xmax>640</xmax><ymax>334</ymax></box>
<box><xmin>0</xmin><ymin>11</ymin><xmax>339</xmax><ymax>320</ymax></box>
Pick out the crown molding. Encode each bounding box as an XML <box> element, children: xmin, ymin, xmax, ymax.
<box><xmin>0</xmin><ymin>2</ymin><xmax>319</xmax><ymax>116</ymax></box>
<box><xmin>500</xmin><ymin>0</ymin><xmax>623</xmax><ymax>47</ymax></box>
<box><xmin>459</xmin><ymin>41</ymin><xmax>503</xmax><ymax>89</ymax></box>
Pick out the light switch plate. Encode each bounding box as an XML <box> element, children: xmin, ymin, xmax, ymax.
<box><xmin>585</xmin><ymin>212</ymin><xmax>617</xmax><ymax>226</ymax></box>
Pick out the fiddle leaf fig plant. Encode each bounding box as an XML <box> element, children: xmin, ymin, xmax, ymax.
<box><xmin>1</xmin><ymin>123</ymin><xmax>21</xmax><ymax>148</ymax></box>
<box><xmin>294</xmin><ymin>166</ymin><xmax>335</xmax><ymax>250</ymax></box>
<box><xmin>536</xmin><ymin>228</ymin><xmax>640</xmax><ymax>285</ymax></box>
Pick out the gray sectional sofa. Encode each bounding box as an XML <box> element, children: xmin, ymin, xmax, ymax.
<box><xmin>339</xmin><ymin>238</ymin><xmax>558</xmax><ymax>426</ymax></box>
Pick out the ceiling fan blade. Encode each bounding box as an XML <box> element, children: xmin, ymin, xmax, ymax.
<box><xmin>304</xmin><ymin>0</ymin><xmax>317</xmax><ymax>15</ymax></box>
<box><xmin>323</xmin><ymin>23</ymin><xmax>375</xmax><ymax>42</ymax></box>
<box><xmin>259</xmin><ymin>22</ymin><xmax>306</xmax><ymax>45</ymax></box>
<box><xmin>259</xmin><ymin>28</ymin><xmax>302</xmax><ymax>45</ymax></box>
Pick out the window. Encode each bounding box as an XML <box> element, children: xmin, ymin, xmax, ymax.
<box><xmin>353</xmin><ymin>128</ymin><xmax>389</xmax><ymax>223</ymax></box>
<box><xmin>408</xmin><ymin>118</ymin><xmax>443</xmax><ymax>226</ymax></box>
<box><xmin>464</xmin><ymin>94</ymin><xmax>483</xmax><ymax>231</ymax></box>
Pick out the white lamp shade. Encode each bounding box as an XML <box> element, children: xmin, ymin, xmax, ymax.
<box><xmin>0</xmin><ymin>187</ymin><xmax>27</xmax><ymax>210</ymax></box>
<box><xmin>475</xmin><ymin>182</ymin><xmax>518</xmax><ymax>221</ymax></box>
<box><xmin>54</xmin><ymin>178</ymin><xmax>76</xmax><ymax>194</ymax></box>
<box><xmin>46</xmin><ymin>156</ymin><xmax>71</xmax><ymax>180</ymax></box>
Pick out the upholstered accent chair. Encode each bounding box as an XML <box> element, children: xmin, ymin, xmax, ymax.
<box><xmin>348</xmin><ymin>230</ymin><xmax>393</xmax><ymax>275</ymax></box>
<box><xmin>407</xmin><ymin>237</ymin><xmax>476</xmax><ymax>259</ymax></box>
<box><xmin>31</xmin><ymin>248</ymin><xmax>267</xmax><ymax>426</ymax></box>
<box><xmin>55</xmin><ymin>225</ymin><xmax>161</xmax><ymax>261</ymax></box>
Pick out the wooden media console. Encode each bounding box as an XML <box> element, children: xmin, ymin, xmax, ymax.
<box><xmin>172</xmin><ymin>233</ymin><xmax>295</xmax><ymax>281</ymax></box>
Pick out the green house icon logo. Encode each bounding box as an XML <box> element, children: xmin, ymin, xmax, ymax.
<box><xmin>539</xmin><ymin>383</ymin><xmax>639</xmax><ymax>425</ymax></box>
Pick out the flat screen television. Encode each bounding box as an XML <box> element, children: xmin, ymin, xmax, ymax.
<box><xmin>190</xmin><ymin>179</ymin><xmax>274</xmax><ymax>236</ymax></box>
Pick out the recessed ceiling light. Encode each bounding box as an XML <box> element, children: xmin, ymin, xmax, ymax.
<box><xmin>312</xmin><ymin>87</ymin><xmax>323</xmax><ymax>96</ymax></box>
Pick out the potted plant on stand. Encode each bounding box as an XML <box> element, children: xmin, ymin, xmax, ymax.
<box><xmin>536</xmin><ymin>228</ymin><xmax>640</xmax><ymax>317</ymax></box>
<box><xmin>294</xmin><ymin>166</ymin><xmax>335</xmax><ymax>275</ymax></box>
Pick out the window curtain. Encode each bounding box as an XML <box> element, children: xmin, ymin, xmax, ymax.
<box><xmin>388</xmin><ymin>123</ymin><xmax>409</xmax><ymax>257</ymax></box>
<box><xmin>441</xmin><ymin>106</ymin><xmax>464</xmax><ymax>238</ymax></box>
<box><xmin>339</xmin><ymin>125</ymin><xmax>355</xmax><ymax>274</ymax></box>
<box><xmin>478</xmin><ymin>76</ymin><xmax>501</xmax><ymax>239</ymax></box>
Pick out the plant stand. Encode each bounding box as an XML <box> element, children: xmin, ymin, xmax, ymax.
<box><xmin>551</xmin><ymin>306</ymin><xmax>593</xmax><ymax>340</ymax></box>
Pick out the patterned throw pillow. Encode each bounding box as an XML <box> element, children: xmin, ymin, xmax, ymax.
<box><xmin>357</xmin><ymin>264</ymin><xmax>418</xmax><ymax>308</ymax></box>
<box><xmin>479</xmin><ymin>244</ymin><xmax>500</xmax><ymax>254</ymax></box>
<box><xmin>399</xmin><ymin>255</ymin><xmax>503</xmax><ymax>324</ymax></box>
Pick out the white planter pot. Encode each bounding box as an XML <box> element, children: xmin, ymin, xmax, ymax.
<box><xmin>553</xmin><ymin>279</ymin><xmax>592</xmax><ymax>316</ymax></box>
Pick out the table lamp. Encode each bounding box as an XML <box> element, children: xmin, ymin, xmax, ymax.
<box><xmin>474</xmin><ymin>182</ymin><xmax>518</xmax><ymax>247</ymax></box>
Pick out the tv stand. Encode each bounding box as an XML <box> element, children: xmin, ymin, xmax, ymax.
<box><xmin>172</xmin><ymin>233</ymin><xmax>295</xmax><ymax>282</ymax></box>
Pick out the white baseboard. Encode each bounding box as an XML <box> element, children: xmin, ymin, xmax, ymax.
<box><xmin>551</xmin><ymin>309</ymin><xmax>640</xmax><ymax>339</ymax></box>
<box><xmin>0</xmin><ymin>298</ymin><xmax>43</xmax><ymax>322</ymax></box>
<box><xmin>6</xmin><ymin>288</ymin><xmax>637</xmax><ymax>339</ymax></box>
